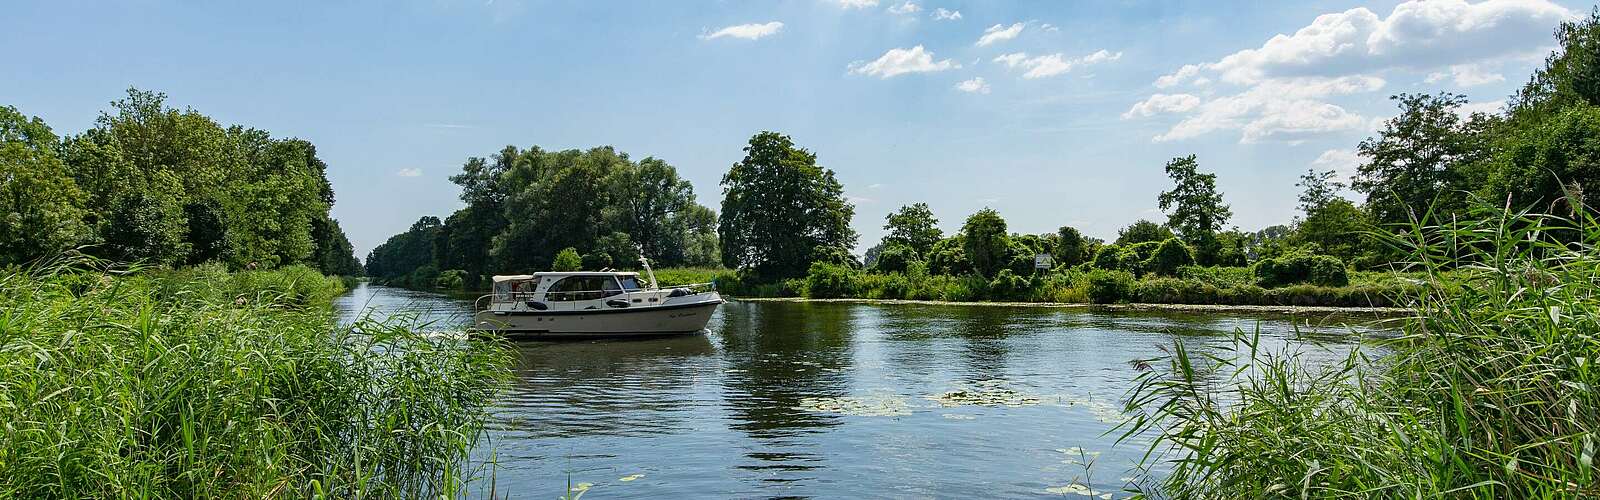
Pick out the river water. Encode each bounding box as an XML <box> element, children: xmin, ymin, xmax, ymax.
<box><xmin>334</xmin><ymin>283</ymin><xmax>1379</xmax><ymax>499</ymax></box>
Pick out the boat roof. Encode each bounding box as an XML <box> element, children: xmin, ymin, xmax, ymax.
<box><xmin>490</xmin><ymin>272</ymin><xmax>641</xmax><ymax>283</ymax></box>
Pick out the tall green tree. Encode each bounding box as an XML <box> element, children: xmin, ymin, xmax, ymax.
<box><xmin>881</xmin><ymin>202</ymin><xmax>942</xmax><ymax>257</ymax></box>
<box><xmin>608</xmin><ymin>156</ymin><xmax>697</xmax><ymax>263</ymax></box>
<box><xmin>495</xmin><ymin>147</ymin><xmax>625</xmax><ymax>271</ymax></box>
<box><xmin>1510</xmin><ymin>9</ymin><xmax>1600</xmax><ymax>125</ymax></box>
<box><xmin>0</xmin><ymin>105</ymin><xmax>90</xmax><ymax>265</ymax></box>
<box><xmin>1353</xmin><ymin>93</ymin><xmax>1492</xmax><ymax>225</ymax></box>
<box><xmin>1115</xmin><ymin>220</ymin><xmax>1174</xmax><ymax>245</ymax></box>
<box><xmin>1295</xmin><ymin>168</ymin><xmax>1344</xmax><ymax>216</ymax></box>
<box><xmin>1157</xmin><ymin>155</ymin><xmax>1232</xmax><ymax>242</ymax></box>
<box><xmin>718</xmin><ymin>131</ymin><xmax>857</xmax><ymax>279</ymax></box>
<box><xmin>1054</xmin><ymin>226</ymin><xmax>1090</xmax><ymax>267</ymax></box>
<box><xmin>960</xmin><ymin>208</ymin><xmax>1009</xmax><ymax>278</ymax></box>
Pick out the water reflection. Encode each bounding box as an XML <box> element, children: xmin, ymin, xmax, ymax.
<box><xmin>336</xmin><ymin>284</ymin><xmax>1385</xmax><ymax>499</ymax></box>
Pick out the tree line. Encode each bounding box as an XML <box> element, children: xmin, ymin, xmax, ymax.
<box><xmin>1</xmin><ymin>89</ymin><xmax>361</xmax><ymax>275</ymax></box>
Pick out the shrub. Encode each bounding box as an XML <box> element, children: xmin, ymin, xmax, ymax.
<box><xmin>872</xmin><ymin>245</ymin><xmax>917</xmax><ymax>274</ymax></box>
<box><xmin>434</xmin><ymin>269</ymin><xmax>466</xmax><ymax>290</ymax></box>
<box><xmin>551</xmin><ymin>247</ymin><xmax>581</xmax><ymax>271</ymax></box>
<box><xmin>1092</xmin><ymin>244</ymin><xmax>1122</xmax><ymax>270</ymax></box>
<box><xmin>1254</xmin><ymin>253</ymin><xmax>1349</xmax><ymax>287</ymax></box>
<box><xmin>580</xmin><ymin>251</ymin><xmax>612</xmax><ymax>270</ymax></box>
<box><xmin>1086</xmin><ymin>269</ymin><xmax>1134</xmax><ymax>304</ymax></box>
<box><xmin>1177</xmin><ymin>265</ymin><xmax>1255</xmax><ymax>287</ymax></box>
<box><xmin>804</xmin><ymin>261</ymin><xmax>862</xmax><ymax>298</ymax></box>
<box><xmin>1147</xmin><ymin>238</ymin><xmax>1194</xmax><ymax>276</ymax></box>
<box><xmin>987</xmin><ymin>269</ymin><xmax>1034</xmax><ymax>300</ymax></box>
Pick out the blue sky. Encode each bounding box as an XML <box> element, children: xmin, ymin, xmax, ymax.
<box><xmin>2</xmin><ymin>0</ymin><xmax>1582</xmax><ymax>260</ymax></box>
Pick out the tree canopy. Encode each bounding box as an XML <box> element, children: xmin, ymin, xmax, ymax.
<box><xmin>719</xmin><ymin>131</ymin><xmax>857</xmax><ymax>280</ymax></box>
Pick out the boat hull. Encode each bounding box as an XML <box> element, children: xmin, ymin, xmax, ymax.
<box><xmin>472</xmin><ymin>299</ymin><xmax>721</xmax><ymax>338</ymax></box>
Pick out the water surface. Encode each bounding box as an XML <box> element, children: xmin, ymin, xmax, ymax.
<box><xmin>335</xmin><ymin>283</ymin><xmax>1378</xmax><ymax>499</ymax></box>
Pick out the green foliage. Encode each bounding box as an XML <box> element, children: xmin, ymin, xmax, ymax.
<box><xmin>0</xmin><ymin>259</ymin><xmax>508</xmax><ymax>498</ymax></box>
<box><xmin>1115</xmin><ymin>219</ymin><xmax>1174</xmax><ymax>245</ymax></box>
<box><xmin>434</xmin><ymin>269</ymin><xmax>467</xmax><ymax>290</ymax></box>
<box><xmin>1353</xmin><ymin>92</ymin><xmax>1492</xmax><ymax>225</ymax></box>
<box><xmin>1086</xmin><ymin>269</ymin><xmax>1134</xmax><ymax>304</ymax></box>
<box><xmin>551</xmin><ymin>247</ymin><xmax>582</xmax><ymax>272</ymax></box>
<box><xmin>1122</xmin><ymin>205</ymin><xmax>1600</xmax><ymax>497</ymax></box>
<box><xmin>1053</xmin><ymin>226</ymin><xmax>1090</xmax><ymax>267</ymax></box>
<box><xmin>1118</xmin><ymin>240</ymin><xmax>1162</xmax><ymax>276</ymax></box>
<box><xmin>987</xmin><ymin>269</ymin><xmax>1032</xmax><ymax>300</ymax></box>
<box><xmin>871</xmin><ymin>244</ymin><xmax>917</xmax><ymax>274</ymax></box>
<box><xmin>1510</xmin><ymin>9</ymin><xmax>1600</xmax><ymax>124</ymax></box>
<box><xmin>719</xmin><ymin>131</ymin><xmax>857</xmax><ymax>280</ymax></box>
<box><xmin>365</xmin><ymin>216</ymin><xmax>442</xmax><ymax>281</ymax></box>
<box><xmin>926</xmin><ymin>236</ymin><xmax>970</xmax><ymax>276</ymax></box>
<box><xmin>1147</xmin><ymin>238</ymin><xmax>1194</xmax><ymax>276</ymax></box>
<box><xmin>1253</xmin><ymin>253</ymin><xmax>1349</xmax><ymax>288</ymax></box>
<box><xmin>1092</xmin><ymin>244</ymin><xmax>1122</xmax><ymax>270</ymax></box>
<box><xmin>1157</xmin><ymin>155</ymin><xmax>1232</xmax><ymax>243</ymax></box>
<box><xmin>882</xmin><ymin>203</ymin><xmax>943</xmax><ymax>257</ymax></box>
<box><xmin>1489</xmin><ymin>103</ymin><xmax>1600</xmax><ymax>214</ymax></box>
<box><xmin>580</xmin><ymin>251</ymin><xmax>612</xmax><ymax>270</ymax></box>
<box><xmin>961</xmin><ymin>208</ymin><xmax>1009</xmax><ymax>278</ymax></box>
<box><xmin>0</xmin><ymin>105</ymin><xmax>90</xmax><ymax>265</ymax></box>
<box><xmin>1295</xmin><ymin>198</ymin><xmax>1370</xmax><ymax>263</ymax></box>
<box><xmin>804</xmin><ymin>261</ymin><xmax>862</xmax><ymax>299</ymax></box>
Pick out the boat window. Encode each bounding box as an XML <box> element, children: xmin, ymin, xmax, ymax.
<box><xmin>618</xmin><ymin>276</ymin><xmax>643</xmax><ymax>291</ymax></box>
<box><xmin>602</xmin><ymin>277</ymin><xmax>623</xmax><ymax>295</ymax></box>
<box><xmin>545</xmin><ymin>276</ymin><xmax>623</xmax><ymax>301</ymax></box>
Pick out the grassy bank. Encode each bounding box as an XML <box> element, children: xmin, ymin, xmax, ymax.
<box><xmin>1119</xmin><ymin>206</ymin><xmax>1600</xmax><ymax>498</ymax></box>
<box><xmin>0</xmin><ymin>257</ymin><xmax>509</xmax><ymax>498</ymax></box>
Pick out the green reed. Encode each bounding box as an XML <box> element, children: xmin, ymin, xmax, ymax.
<box><xmin>0</xmin><ymin>256</ymin><xmax>510</xmax><ymax>499</ymax></box>
<box><xmin>1119</xmin><ymin>201</ymin><xmax>1600</xmax><ymax>498</ymax></box>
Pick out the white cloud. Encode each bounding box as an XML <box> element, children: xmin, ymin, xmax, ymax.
<box><xmin>993</xmin><ymin>49</ymin><xmax>1121</xmax><ymax>78</ymax></box>
<box><xmin>836</xmin><ymin>0</ymin><xmax>879</xmax><ymax>9</ymax></box>
<box><xmin>1123</xmin><ymin>93</ymin><xmax>1202</xmax><ymax>119</ymax></box>
<box><xmin>887</xmin><ymin>1</ymin><xmax>920</xmax><ymax>15</ymax></box>
<box><xmin>1457</xmin><ymin>99</ymin><xmax>1506</xmax><ymax>117</ymax></box>
<box><xmin>1425</xmin><ymin>63</ymin><xmax>1505</xmax><ymax>86</ymax></box>
<box><xmin>699</xmin><ymin>21</ymin><xmax>784</xmax><ymax>41</ymax></box>
<box><xmin>1136</xmin><ymin>0</ymin><xmax>1569</xmax><ymax>143</ymax></box>
<box><xmin>932</xmin><ymin>8</ymin><xmax>961</xmax><ymax>20</ymax></box>
<box><xmin>396</xmin><ymin>168</ymin><xmax>422</xmax><ymax>177</ymax></box>
<box><xmin>955</xmin><ymin>77</ymin><xmax>991</xmax><ymax>94</ymax></box>
<box><xmin>1311</xmin><ymin>149</ymin><xmax>1363</xmax><ymax>179</ymax></box>
<box><xmin>850</xmin><ymin>45</ymin><xmax>960</xmax><ymax>78</ymax></box>
<box><xmin>976</xmin><ymin>22</ymin><xmax>1024</xmax><ymax>46</ymax></box>
<box><xmin>1040</xmin><ymin>23</ymin><xmax>1060</xmax><ymax>32</ymax></box>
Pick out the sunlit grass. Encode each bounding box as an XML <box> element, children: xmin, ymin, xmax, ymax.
<box><xmin>0</xmin><ymin>255</ymin><xmax>510</xmax><ymax>498</ymax></box>
<box><xmin>1119</xmin><ymin>202</ymin><xmax>1600</xmax><ymax>498</ymax></box>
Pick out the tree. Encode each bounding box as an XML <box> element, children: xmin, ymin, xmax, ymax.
<box><xmin>495</xmin><ymin>147</ymin><xmax>624</xmax><ymax>271</ymax></box>
<box><xmin>882</xmin><ymin>203</ymin><xmax>942</xmax><ymax>257</ymax></box>
<box><xmin>718</xmin><ymin>131</ymin><xmax>857</xmax><ymax>279</ymax></box>
<box><xmin>1054</xmin><ymin>226</ymin><xmax>1090</xmax><ymax>267</ymax></box>
<box><xmin>0</xmin><ymin>105</ymin><xmax>90</xmax><ymax>265</ymax></box>
<box><xmin>551</xmin><ymin>247</ymin><xmax>582</xmax><ymax>272</ymax></box>
<box><xmin>608</xmin><ymin>156</ymin><xmax>697</xmax><ymax>262</ymax></box>
<box><xmin>961</xmin><ymin>208</ymin><xmax>1009</xmax><ymax>278</ymax></box>
<box><xmin>1158</xmin><ymin>155</ymin><xmax>1232</xmax><ymax>241</ymax></box>
<box><xmin>1148</xmin><ymin>238</ymin><xmax>1194</xmax><ymax>276</ymax></box>
<box><xmin>1116</xmin><ymin>220</ymin><xmax>1174</xmax><ymax>245</ymax></box>
<box><xmin>1295</xmin><ymin>169</ymin><xmax>1344</xmax><ymax>216</ymax></box>
<box><xmin>365</xmin><ymin>217</ymin><xmax>441</xmax><ymax>279</ymax></box>
<box><xmin>1510</xmin><ymin>9</ymin><xmax>1600</xmax><ymax>125</ymax></box>
<box><xmin>1353</xmin><ymin>93</ymin><xmax>1492</xmax><ymax>225</ymax></box>
<box><xmin>1296</xmin><ymin>198</ymin><xmax>1369</xmax><ymax>263</ymax></box>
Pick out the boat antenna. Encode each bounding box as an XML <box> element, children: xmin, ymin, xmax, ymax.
<box><xmin>637</xmin><ymin>245</ymin><xmax>659</xmax><ymax>289</ymax></box>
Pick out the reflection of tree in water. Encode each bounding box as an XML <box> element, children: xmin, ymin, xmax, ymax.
<box><xmin>492</xmin><ymin>335</ymin><xmax>717</xmax><ymax>439</ymax></box>
<box><xmin>713</xmin><ymin>301</ymin><xmax>858</xmax><ymax>486</ymax></box>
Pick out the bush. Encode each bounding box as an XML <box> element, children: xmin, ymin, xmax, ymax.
<box><xmin>1092</xmin><ymin>244</ymin><xmax>1122</xmax><ymax>270</ymax></box>
<box><xmin>580</xmin><ymin>251</ymin><xmax>612</xmax><ymax>270</ymax></box>
<box><xmin>1254</xmin><ymin>253</ymin><xmax>1349</xmax><ymax>287</ymax></box>
<box><xmin>987</xmin><ymin>269</ymin><xmax>1034</xmax><ymax>300</ymax></box>
<box><xmin>1176</xmin><ymin>265</ymin><xmax>1255</xmax><ymax>287</ymax></box>
<box><xmin>1147</xmin><ymin>238</ymin><xmax>1194</xmax><ymax>276</ymax></box>
<box><xmin>551</xmin><ymin>247</ymin><xmax>581</xmax><ymax>271</ymax></box>
<box><xmin>1086</xmin><ymin>269</ymin><xmax>1135</xmax><ymax>304</ymax></box>
<box><xmin>804</xmin><ymin>261</ymin><xmax>863</xmax><ymax>298</ymax></box>
<box><xmin>872</xmin><ymin>245</ymin><xmax>918</xmax><ymax>274</ymax></box>
<box><xmin>434</xmin><ymin>269</ymin><xmax>466</xmax><ymax>290</ymax></box>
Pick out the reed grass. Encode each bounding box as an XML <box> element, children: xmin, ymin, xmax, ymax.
<box><xmin>0</xmin><ymin>255</ymin><xmax>510</xmax><ymax>499</ymax></box>
<box><xmin>1119</xmin><ymin>201</ymin><xmax>1600</xmax><ymax>498</ymax></box>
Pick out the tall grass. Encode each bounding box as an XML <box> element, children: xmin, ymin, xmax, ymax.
<box><xmin>1119</xmin><ymin>202</ymin><xmax>1600</xmax><ymax>498</ymax></box>
<box><xmin>0</xmin><ymin>256</ymin><xmax>509</xmax><ymax>498</ymax></box>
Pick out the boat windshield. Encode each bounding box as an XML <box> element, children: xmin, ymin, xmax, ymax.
<box><xmin>619</xmin><ymin>276</ymin><xmax>643</xmax><ymax>290</ymax></box>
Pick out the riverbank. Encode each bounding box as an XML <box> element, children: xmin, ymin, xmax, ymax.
<box><xmin>0</xmin><ymin>257</ymin><xmax>508</xmax><ymax>498</ymax></box>
<box><xmin>734</xmin><ymin>296</ymin><xmax>1407</xmax><ymax>316</ymax></box>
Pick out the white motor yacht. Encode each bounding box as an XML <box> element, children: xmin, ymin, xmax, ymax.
<box><xmin>472</xmin><ymin>265</ymin><xmax>723</xmax><ymax>338</ymax></box>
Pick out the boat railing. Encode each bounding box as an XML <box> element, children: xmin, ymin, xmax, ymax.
<box><xmin>474</xmin><ymin>282</ymin><xmax>718</xmax><ymax>310</ymax></box>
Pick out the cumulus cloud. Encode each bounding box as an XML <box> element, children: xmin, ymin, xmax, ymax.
<box><xmin>1310</xmin><ymin>149</ymin><xmax>1363</xmax><ymax>179</ymax></box>
<box><xmin>955</xmin><ymin>77</ymin><xmax>991</xmax><ymax>94</ymax></box>
<box><xmin>1123</xmin><ymin>94</ymin><xmax>1201</xmax><ymax>119</ymax></box>
<box><xmin>887</xmin><ymin>1</ymin><xmax>920</xmax><ymax>15</ymax></box>
<box><xmin>396</xmin><ymin>168</ymin><xmax>422</xmax><ymax>177</ymax></box>
<box><xmin>933</xmin><ymin>8</ymin><xmax>961</xmax><ymax>20</ymax></box>
<box><xmin>699</xmin><ymin>21</ymin><xmax>784</xmax><ymax>41</ymax></box>
<box><xmin>1136</xmin><ymin>0</ymin><xmax>1571</xmax><ymax>143</ymax></box>
<box><xmin>1425</xmin><ymin>63</ymin><xmax>1505</xmax><ymax>86</ymax></box>
<box><xmin>1040</xmin><ymin>23</ymin><xmax>1060</xmax><ymax>32</ymax></box>
<box><xmin>993</xmin><ymin>49</ymin><xmax>1121</xmax><ymax>78</ymax></box>
<box><xmin>976</xmin><ymin>22</ymin><xmax>1024</xmax><ymax>46</ymax></box>
<box><xmin>836</xmin><ymin>0</ymin><xmax>878</xmax><ymax>9</ymax></box>
<box><xmin>849</xmin><ymin>45</ymin><xmax>960</xmax><ymax>78</ymax></box>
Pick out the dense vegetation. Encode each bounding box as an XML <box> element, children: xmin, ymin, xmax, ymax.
<box><xmin>0</xmin><ymin>257</ymin><xmax>507</xmax><ymax>498</ymax></box>
<box><xmin>365</xmin><ymin>144</ymin><xmax>723</xmax><ymax>290</ymax></box>
<box><xmin>0</xmin><ymin>89</ymin><xmax>361</xmax><ymax>275</ymax></box>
